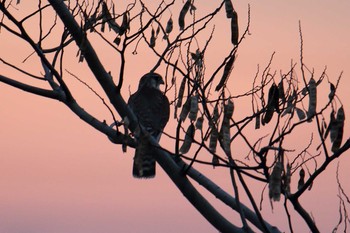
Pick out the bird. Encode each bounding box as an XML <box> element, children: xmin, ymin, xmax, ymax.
<box><xmin>127</xmin><ymin>73</ymin><xmax>170</xmax><ymax>178</ymax></box>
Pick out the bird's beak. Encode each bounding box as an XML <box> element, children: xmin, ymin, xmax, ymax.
<box><xmin>159</xmin><ymin>78</ymin><xmax>165</xmax><ymax>85</ymax></box>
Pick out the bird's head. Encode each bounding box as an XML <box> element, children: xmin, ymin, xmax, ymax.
<box><xmin>138</xmin><ymin>72</ymin><xmax>164</xmax><ymax>90</ymax></box>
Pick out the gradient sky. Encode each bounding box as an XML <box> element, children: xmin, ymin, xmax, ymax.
<box><xmin>0</xmin><ymin>1</ymin><xmax>349</xmax><ymax>232</ymax></box>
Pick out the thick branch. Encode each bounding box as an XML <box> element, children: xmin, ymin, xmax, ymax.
<box><xmin>152</xmin><ymin>143</ymin><xmax>244</xmax><ymax>233</ymax></box>
<box><xmin>181</xmin><ymin>159</ymin><xmax>281</xmax><ymax>233</ymax></box>
<box><xmin>0</xmin><ymin>74</ymin><xmax>62</xmax><ymax>100</ymax></box>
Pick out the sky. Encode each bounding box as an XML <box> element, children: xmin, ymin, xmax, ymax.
<box><xmin>0</xmin><ymin>1</ymin><xmax>350</xmax><ymax>232</ymax></box>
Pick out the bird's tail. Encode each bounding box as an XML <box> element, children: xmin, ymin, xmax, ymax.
<box><xmin>132</xmin><ymin>138</ymin><xmax>156</xmax><ymax>178</ymax></box>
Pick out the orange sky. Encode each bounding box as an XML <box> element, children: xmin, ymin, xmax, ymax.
<box><xmin>0</xmin><ymin>1</ymin><xmax>349</xmax><ymax>232</ymax></box>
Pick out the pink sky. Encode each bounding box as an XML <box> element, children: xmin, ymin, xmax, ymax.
<box><xmin>0</xmin><ymin>1</ymin><xmax>350</xmax><ymax>232</ymax></box>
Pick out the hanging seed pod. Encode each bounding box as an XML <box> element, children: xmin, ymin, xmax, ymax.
<box><xmin>216</xmin><ymin>54</ymin><xmax>235</xmax><ymax>91</ymax></box>
<box><xmin>224</xmin><ymin>0</ymin><xmax>234</xmax><ymax>18</ymax></box>
<box><xmin>307</xmin><ymin>78</ymin><xmax>317</xmax><ymax>121</ymax></box>
<box><xmin>263</xmin><ymin>83</ymin><xmax>279</xmax><ymax>124</ymax></box>
<box><xmin>180</xmin><ymin>123</ymin><xmax>195</xmax><ymax>154</ymax></box>
<box><xmin>166</xmin><ymin>17</ymin><xmax>173</xmax><ymax>34</ymax></box>
<box><xmin>150</xmin><ymin>28</ymin><xmax>156</xmax><ymax>48</ymax></box>
<box><xmin>212</xmin><ymin>155</ymin><xmax>220</xmax><ymax>168</ymax></box>
<box><xmin>163</xmin><ymin>17</ymin><xmax>173</xmax><ymax>39</ymax></box>
<box><xmin>255</xmin><ymin>114</ymin><xmax>261</xmax><ymax>129</ymax></box>
<box><xmin>209</xmin><ymin>105</ymin><xmax>219</xmax><ymax>128</ymax></box>
<box><xmin>179</xmin><ymin>0</ymin><xmax>191</xmax><ymax>30</ymax></box>
<box><xmin>209</xmin><ymin>127</ymin><xmax>218</xmax><ymax>153</ymax></box>
<box><xmin>177</xmin><ymin>77</ymin><xmax>186</xmax><ymax>107</ymax></box>
<box><xmin>220</xmin><ymin>122</ymin><xmax>231</xmax><ymax>155</ymax></box>
<box><xmin>180</xmin><ymin>97</ymin><xmax>191</xmax><ymax>122</ymax></box>
<box><xmin>269</xmin><ymin>161</ymin><xmax>283</xmax><ymax>201</ymax></box>
<box><xmin>220</xmin><ymin>100</ymin><xmax>233</xmax><ymax>154</ymax></box>
<box><xmin>332</xmin><ymin>106</ymin><xmax>345</xmax><ymax>152</ymax></box>
<box><xmin>282</xmin><ymin>95</ymin><xmax>295</xmax><ymax>117</ymax></box>
<box><xmin>224</xmin><ymin>99</ymin><xmax>234</xmax><ymax>119</ymax></box>
<box><xmin>297</xmin><ymin>168</ymin><xmax>305</xmax><ymax>190</ymax></box>
<box><xmin>188</xmin><ymin>95</ymin><xmax>198</xmax><ymax>121</ymax></box>
<box><xmin>230</xmin><ymin>11</ymin><xmax>239</xmax><ymax>45</ymax></box>
<box><xmin>295</xmin><ymin>107</ymin><xmax>306</xmax><ymax>120</ymax></box>
<box><xmin>328</xmin><ymin>82</ymin><xmax>336</xmax><ymax>101</ymax></box>
<box><xmin>195</xmin><ymin>116</ymin><xmax>203</xmax><ymax>130</ymax></box>
<box><xmin>278</xmin><ymin>80</ymin><xmax>286</xmax><ymax>103</ymax></box>
<box><xmin>271</xmin><ymin>83</ymin><xmax>280</xmax><ymax>113</ymax></box>
<box><xmin>118</xmin><ymin>12</ymin><xmax>129</xmax><ymax>35</ymax></box>
<box><xmin>284</xmin><ymin>163</ymin><xmax>291</xmax><ymax>196</ymax></box>
<box><xmin>328</xmin><ymin>110</ymin><xmax>337</xmax><ymax>142</ymax></box>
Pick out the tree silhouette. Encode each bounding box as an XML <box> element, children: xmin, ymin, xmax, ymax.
<box><xmin>0</xmin><ymin>1</ymin><xmax>349</xmax><ymax>232</ymax></box>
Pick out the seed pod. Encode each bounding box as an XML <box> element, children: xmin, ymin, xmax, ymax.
<box><xmin>230</xmin><ymin>11</ymin><xmax>239</xmax><ymax>45</ymax></box>
<box><xmin>195</xmin><ymin>116</ymin><xmax>203</xmax><ymax>130</ymax></box>
<box><xmin>224</xmin><ymin>100</ymin><xmax>234</xmax><ymax>120</ymax></box>
<box><xmin>284</xmin><ymin>163</ymin><xmax>291</xmax><ymax>196</ymax></box>
<box><xmin>209</xmin><ymin>127</ymin><xmax>218</xmax><ymax>153</ymax></box>
<box><xmin>212</xmin><ymin>155</ymin><xmax>220</xmax><ymax>168</ymax></box>
<box><xmin>295</xmin><ymin>107</ymin><xmax>306</xmax><ymax>120</ymax></box>
<box><xmin>216</xmin><ymin>54</ymin><xmax>235</xmax><ymax>91</ymax></box>
<box><xmin>209</xmin><ymin>105</ymin><xmax>219</xmax><ymax>128</ymax></box>
<box><xmin>255</xmin><ymin>114</ymin><xmax>261</xmax><ymax>129</ymax></box>
<box><xmin>332</xmin><ymin>106</ymin><xmax>345</xmax><ymax>152</ymax></box>
<box><xmin>179</xmin><ymin>0</ymin><xmax>191</xmax><ymax>30</ymax></box>
<box><xmin>282</xmin><ymin>95</ymin><xmax>295</xmax><ymax>117</ymax></box>
<box><xmin>224</xmin><ymin>0</ymin><xmax>234</xmax><ymax>18</ymax></box>
<box><xmin>188</xmin><ymin>95</ymin><xmax>198</xmax><ymax>121</ymax></box>
<box><xmin>177</xmin><ymin>77</ymin><xmax>186</xmax><ymax>108</ymax></box>
<box><xmin>297</xmin><ymin>168</ymin><xmax>305</xmax><ymax>190</ymax></box>
<box><xmin>166</xmin><ymin>17</ymin><xmax>173</xmax><ymax>34</ymax></box>
<box><xmin>307</xmin><ymin>78</ymin><xmax>317</xmax><ymax>121</ymax></box>
<box><xmin>150</xmin><ymin>28</ymin><xmax>156</xmax><ymax>48</ymax></box>
<box><xmin>180</xmin><ymin>123</ymin><xmax>195</xmax><ymax>154</ymax></box>
<box><xmin>269</xmin><ymin>161</ymin><xmax>283</xmax><ymax>201</ymax></box>
<box><xmin>220</xmin><ymin>122</ymin><xmax>231</xmax><ymax>155</ymax></box>
<box><xmin>180</xmin><ymin>97</ymin><xmax>191</xmax><ymax>122</ymax></box>
<box><xmin>328</xmin><ymin>83</ymin><xmax>336</xmax><ymax>101</ymax></box>
<box><xmin>263</xmin><ymin>83</ymin><xmax>279</xmax><ymax>124</ymax></box>
<box><xmin>328</xmin><ymin>111</ymin><xmax>337</xmax><ymax>142</ymax></box>
<box><xmin>220</xmin><ymin>100</ymin><xmax>233</xmax><ymax>155</ymax></box>
<box><xmin>118</xmin><ymin>12</ymin><xmax>129</xmax><ymax>35</ymax></box>
<box><xmin>278</xmin><ymin>80</ymin><xmax>286</xmax><ymax>103</ymax></box>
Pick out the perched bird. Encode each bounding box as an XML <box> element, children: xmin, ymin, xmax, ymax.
<box><xmin>127</xmin><ymin>73</ymin><xmax>170</xmax><ymax>178</ymax></box>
